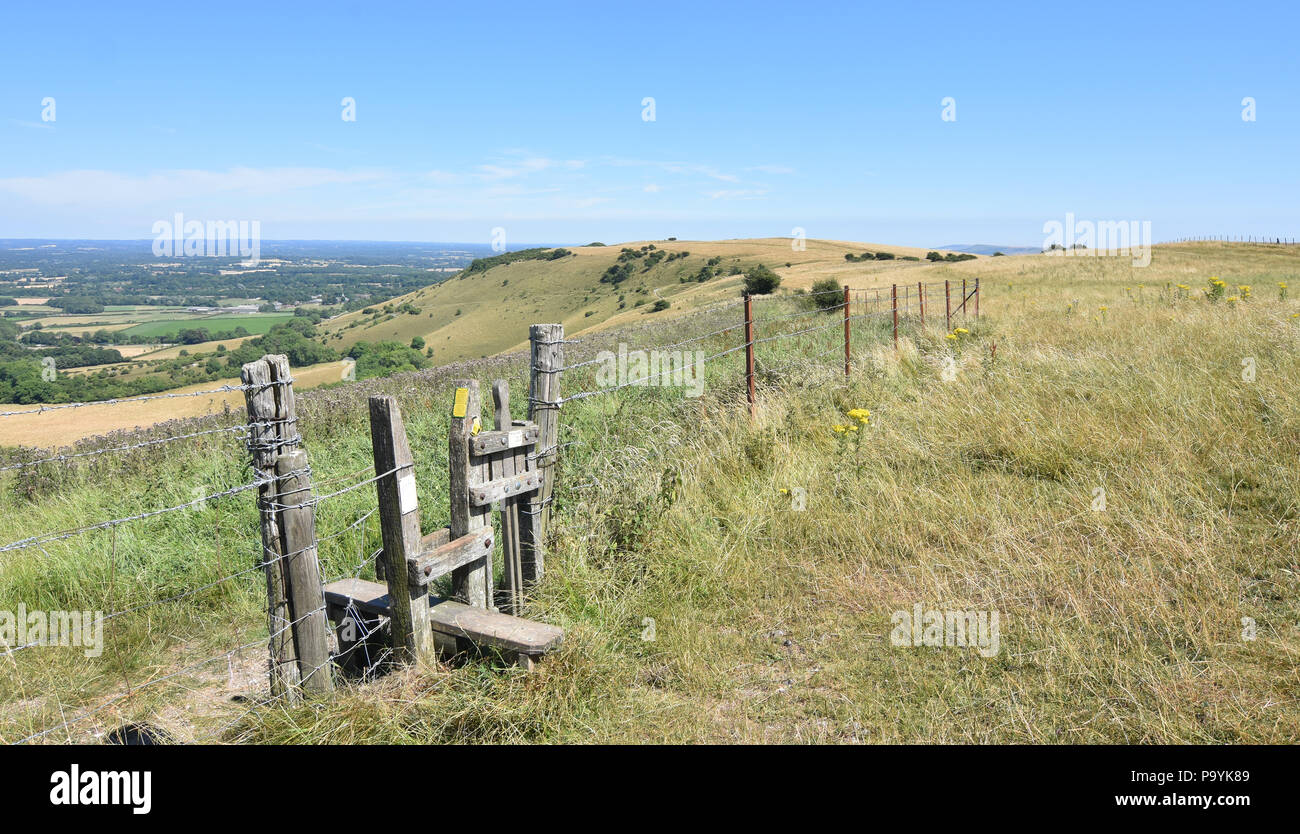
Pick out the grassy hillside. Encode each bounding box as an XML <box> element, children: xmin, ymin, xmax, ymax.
<box><xmin>319</xmin><ymin>238</ymin><xmax>960</xmax><ymax>362</ymax></box>
<box><xmin>2</xmin><ymin>241</ymin><xmax>1297</xmax><ymax>743</ymax></box>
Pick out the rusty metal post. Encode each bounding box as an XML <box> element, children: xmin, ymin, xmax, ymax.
<box><xmin>945</xmin><ymin>280</ymin><xmax>951</xmax><ymax>332</ymax></box>
<box><xmin>918</xmin><ymin>281</ymin><xmax>925</xmax><ymax>327</ymax></box>
<box><xmin>842</xmin><ymin>285</ymin><xmax>851</xmax><ymax>377</ymax></box>
<box><xmin>891</xmin><ymin>284</ymin><xmax>898</xmax><ymax>352</ymax></box>
<box><xmin>744</xmin><ymin>293</ymin><xmax>755</xmax><ymax>417</ymax></box>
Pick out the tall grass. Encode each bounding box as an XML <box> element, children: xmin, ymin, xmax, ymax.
<box><xmin>2</xmin><ymin>243</ymin><xmax>1297</xmax><ymax>743</ymax></box>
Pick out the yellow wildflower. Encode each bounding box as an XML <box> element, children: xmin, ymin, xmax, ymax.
<box><xmin>954</xmin><ymin>327</ymin><xmax>969</xmax><ymax>334</ymax></box>
<box><xmin>945</xmin><ymin>333</ymin><xmax>957</xmax><ymax>341</ymax></box>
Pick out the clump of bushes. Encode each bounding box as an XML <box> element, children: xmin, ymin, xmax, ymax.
<box><xmin>742</xmin><ymin>264</ymin><xmax>782</xmax><ymax>295</ymax></box>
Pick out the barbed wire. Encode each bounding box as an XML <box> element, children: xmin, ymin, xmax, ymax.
<box><xmin>0</xmin><ymin>423</ymin><xmax>261</xmax><ymax>472</ymax></box>
<box><xmin>0</xmin><ymin>378</ymin><xmax>293</xmax><ymax>419</ymax></box>
<box><xmin>0</xmin><ymin>472</ymin><xmax>306</xmax><ymax>555</ymax></box>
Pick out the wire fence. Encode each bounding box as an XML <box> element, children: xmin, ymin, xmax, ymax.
<box><xmin>1166</xmin><ymin>236</ymin><xmax>1299</xmax><ymax>245</ymax></box>
<box><xmin>0</xmin><ymin>278</ymin><xmax>978</xmax><ymax>744</ymax></box>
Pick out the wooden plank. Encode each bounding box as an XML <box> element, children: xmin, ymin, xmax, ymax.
<box><xmin>322</xmin><ymin>577</ymin><xmax>564</xmax><ymax>657</ymax></box>
<box><xmin>470</xmin><ymin>424</ymin><xmax>539</xmax><ymax>455</ymax></box>
<box><xmin>469</xmin><ymin>470</ymin><xmax>542</xmax><ymax>507</ymax></box>
<box><xmin>408</xmin><ymin>527</ymin><xmax>494</xmax><ymax>585</ymax></box>
<box><xmin>369</xmin><ymin>395</ymin><xmax>435</xmax><ymax>665</ymax></box>
<box><xmin>420</xmin><ymin>526</ymin><xmax>451</xmax><ymax>550</ymax></box>
<box><xmin>240</xmin><ymin>356</ymin><xmax>299</xmax><ymax>699</ymax></box>
<box><xmin>448</xmin><ymin>380</ymin><xmax>491</xmax><ymax>608</ymax></box>
<box><xmin>275</xmin><ymin>449</ymin><xmax>334</xmax><ymax>695</ymax></box>
<box><xmin>524</xmin><ymin>324</ymin><xmax>563</xmax><ymax>583</ymax></box>
<box><xmin>493</xmin><ymin>381</ymin><xmax>525</xmax><ymax>615</ymax></box>
<box><xmin>323</xmin><ymin>577</ymin><xmax>392</xmax><ymax>618</ymax></box>
<box><xmin>427</xmin><ymin>599</ymin><xmax>563</xmax><ymax>655</ymax></box>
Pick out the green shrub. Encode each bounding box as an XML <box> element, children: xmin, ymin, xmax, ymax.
<box><xmin>743</xmin><ymin>264</ymin><xmax>782</xmax><ymax>295</ymax></box>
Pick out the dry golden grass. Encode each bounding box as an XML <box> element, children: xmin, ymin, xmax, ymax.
<box><xmin>318</xmin><ymin>238</ymin><xmax>975</xmax><ymax>362</ymax></box>
<box><xmin>3</xmin><ymin>241</ymin><xmax>1296</xmax><ymax>744</ymax></box>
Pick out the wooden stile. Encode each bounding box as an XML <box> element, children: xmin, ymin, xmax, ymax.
<box><xmin>492</xmin><ymin>381</ymin><xmax>527</xmax><ymax>615</ymax></box>
<box><xmin>368</xmin><ymin>395</ymin><xmax>435</xmax><ymax>665</ymax></box>
<box><xmin>448</xmin><ymin>379</ymin><xmax>491</xmax><ymax>609</ymax></box>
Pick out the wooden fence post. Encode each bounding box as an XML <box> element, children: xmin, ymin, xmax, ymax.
<box><xmin>743</xmin><ymin>293</ymin><xmax>756</xmax><ymax>416</ymax></box>
<box><xmin>449</xmin><ymin>380</ymin><xmax>491</xmax><ymax>609</ymax></box>
<box><xmin>842</xmin><ymin>285</ymin><xmax>851</xmax><ymax>377</ymax></box>
<box><xmin>241</xmin><ymin>354</ymin><xmax>300</xmax><ymax>700</ymax></box>
<box><xmin>368</xmin><ymin>395</ymin><xmax>435</xmax><ymax>665</ymax></box>
<box><xmin>945</xmin><ymin>280</ymin><xmax>952</xmax><ymax>332</ymax></box>
<box><xmin>891</xmin><ymin>284</ymin><xmax>899</xmax><ymax>352</ymax></box>
<box><xmin>525</xmin><ymin>324</ymin><xmax>564</xmax><ymax>584</ymax></box>
<box><xmin>492</xmin><ymin>380</ymin><xmax>526</xmax><ymax>615</ymax></box>
<box><xmin>274</xmin><ymin>449</ymin><xmax>334</xmax><ymax>695</ymax></box>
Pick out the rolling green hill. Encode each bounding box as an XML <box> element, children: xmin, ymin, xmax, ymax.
<box><xmin>319</xmin><ymin>238</ymin><xmax>964</xmax><ymax>363</ymax></box>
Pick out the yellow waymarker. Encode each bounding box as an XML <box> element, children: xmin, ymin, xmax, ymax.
<box><xmin>452</xmin><ymin>387</ymin><xmax>468</xmax><ymax>418</ymax></box>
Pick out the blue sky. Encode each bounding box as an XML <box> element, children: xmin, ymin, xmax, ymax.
<box><xmin>1</xmin><ymin>0</ymin><xmax>1297</xmax><ymax>247</ymax></box>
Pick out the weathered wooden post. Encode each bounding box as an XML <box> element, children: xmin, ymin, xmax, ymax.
<box><xmin>891</xmin><ymin>284</ymin><xmax>899</xmax><ymax>352</ymax></box>
<box><xmin>449</xmin><ymin>380</ymin><xmax>492</xmax><ymax>609</ymax></box>
<box><xmin>945</xmin><ymin>280</ymin><xmax>952</xmax><ymax>332</ymax></box>
<box><xmin>368</xmin><ymin>395</ymin><xmax>435</xmax><ymax>665</ymax></box>
<box><xmin>525</xmin><ymin>324</ymin><xmax>563</xmax><ymax>584</ymax></box>
<box><xmin>743</xmin><ymin>293</ymin><xmax>755</xmax><ymax>416</ymax></box>
<box><xmin>492</xmin><ymin>381</ymin><xmax>527</xmax><ymax>615</ymax></box>
<box><xmin>274</xmin><ymin>449</ymin><xmax>333</xmax><ymax>695</ymax></box>
<box><xmin>842</xmin><ymin>285</ymin><xmax>851</xmax><ymax>378</ymax></box>
<box><xmin>242</xmin><ymin>354</ymin><xmax>301</xmax><ymax>700</ymax></box>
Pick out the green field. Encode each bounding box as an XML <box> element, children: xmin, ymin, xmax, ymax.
<box><xmin>120</xmin><ymin>312</ymin><xmax>294</xmax><ymax>340</ymax></box>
